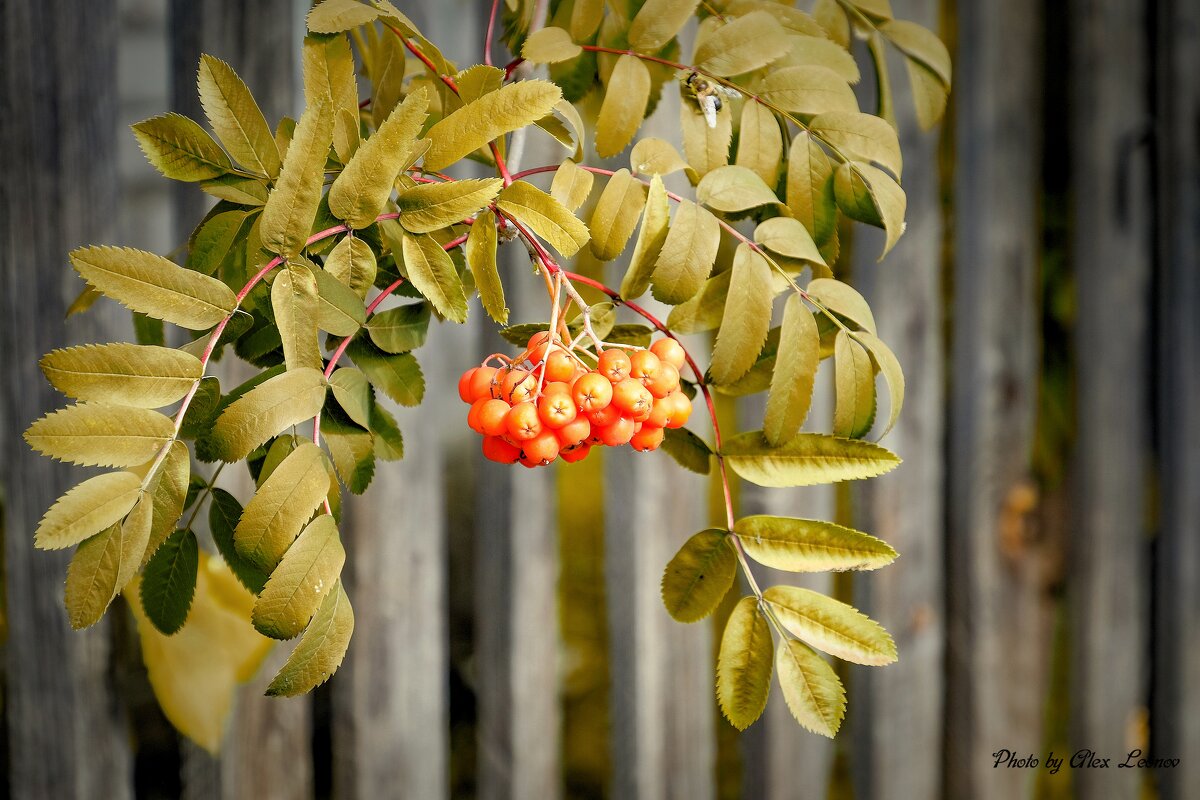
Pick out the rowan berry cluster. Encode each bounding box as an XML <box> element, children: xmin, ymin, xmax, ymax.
<box><xmin>458</xmin><ymin>332</ymin><xmax>692</xmax><ymax>468</ymax></box>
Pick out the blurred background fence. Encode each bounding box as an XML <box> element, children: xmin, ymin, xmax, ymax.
<box><xmin>1</xmin><ymin>0</ymin><xmax>1196</xmax><ymax>798</ymax></box>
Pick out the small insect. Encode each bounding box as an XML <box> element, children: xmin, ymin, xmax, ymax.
<box><xmin>681</xmin><ymin>71</ymin><xmax>741</xmax><ymax>128</ymax></box>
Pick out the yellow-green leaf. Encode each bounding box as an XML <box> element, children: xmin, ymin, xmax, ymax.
<box><xmin>497</xmin><ymin>180</ymin><xmax>590</xmax><ymax>257</ymax></box>
<box><xmin>775</xmin><ymin>34</ymin><xmax>861</xmax><ymax>84</ymax></box>
<box><xmin>197</xmin><ymin>55</ymin><xmax>281</xmax><ymax>178</ymax></box>
<box><xmin>596</xmin><ymin>55</ymin><xmax>651</xmax><ymax>158</ymax></box>
<box><xmin>570</xmin><ymin>0</ymin><xmax>604</xmax><ymax>39</ymax></box>
<box><xmin>35</xmin><ymin>472</ymin><xmax>143</xmax><ymax>550</ymax></box>
<box><xmin>324</xmin><ymin>235</ymin><xmax>377</xmax><ymax>299</ymax></box>
<box><xmin>25</xmin><ymin>403</ymin><xmax>173</xmax><ymax>468</ymax></box>
<box><xmin>550</xmin><ymin>158</ymin><xmax>594</xmax><ymax>212</ymax></box>
<box><xmin>786</xmin><ymin>132</ymin><xmax>838</xmax><ymax>246</ymax></box>
<box><xmin>370</xmin><ymin>405</ymin><xmax>405</xmax><ymax>462</ymax></box>
<box><xmin>65</xmin><ymin>522</ymin><xmax>124</xmax><ymax>629</ymax></box>
<box><xmin>303</xmin><ymin>33</ymin><xmax>359</xmax><ymax>123</ymax></box>
<box><xmin>140</xmin><ymin>528</ymin><xmax>199</xmax><ymax>635</ymax></box>
<box><xmin>754</xmin><ymin>217</ymin><xmax>825</xmax><ymax>266</ymax></box>
<box><xmin>40</xmin><ymin>343</ymin><xmax>202</xmax><ymax>408</ymax></box>
<box><xmin>467</xmin><ymin>209</ymin><xmax>506</xmax><ymax>324</ymax></box>
<box><xmin>879</xmin><ymin>19</ymin><xmax>950</xmax><ymax>85</ymax></box>
<box><xmin>348</xmin><ymin>340</ymin><xmax>424</xmax><ymax>406</ymax></box>
<box><xmin>812</xmin><ymin>112</ymin><xmax>902</xmax><ymax>179</ymax></box>
<box><xmin>401</xmin><ymin>230</ymin><xmax>467</xmax><ymax>323</ymax></box>
<box><xmin>680</xmin><ymin>99</ymin><xmax>731</xmax><ymax>178</ymax></box>
<box><xmin>398</xmin><ymin>177</ymin><xmax>503</xmax><ymax>234</ymax></box>
<box><xmin>132</xmin><ymin>113</ymin><xmax>231</xmax><ymax>182</ymax></box>
<box><xmin>630</xmin><ymin>137</ymin><xmax>693</xmax><ymax>179</ymax></box>
<box><xmin>764</xmin><ymin>586</ymin><xmax>896</xmax><ymax>666</ymax></box>
<box><xmin>145</xmin><ymin>440</ymin><xmax>190</xmax><ymax>565</ymax></box>
<box><xmin>370</xmin><ymin>31</ymin><xmax>406</xmax><ymax>128</ymax></box>
<box><xmin>716</xmin><ymin>596</ymin><xmax>774</xmax><ymax>730</ymax></box>
<box><xmin>261</xmin><ymin>99</ymin><xmax>334</xmax><ymax>258</ymax></box>
<box><xmin>621</xmin><ymin>174</ymin><xmax>671</xmax><ymax>299</ymax></box>
<box><xmin>210</xmin><ymin>368</ymin><xmax>327</xmax><ymax>462</ymax></box>
<box><xmin>329</xmin><ymin>367</ymin><xmax>372</xmax><ymax>428</ymax></box>
<box><xmin>733</xmin><ymin>515</ymin><xmax>898</xmax><ymax>571</ymax></box>
<box><xmin>322</xmin><ymin>416</ymin><xmax>375</xmax><ymax>494</ymax></box>
<box><xmin>629</xmin><ymin>0</ymin><xmax>699</xmax><ymax>51</ymax></box>
<box><xmin>693</xmin><ymin>11</ymin><xmax>789</xmax><ymax>76</ymax></box>
<box><xmin>763</xmin><ymin>294</ymin><xmax>820</xmax><ymax>445</ymax></box>
<box><xmin>776</xmin><ymin>639</ymin><xmax>846</xmax><ymax>737</ymax></box>
<box><xmin>522</xmin><ymin>26</ymin><xmax>582</xmax><ymax>63</ymax></box>
<box><xmin>329</xmin><ymin>86</ymin><xmax>430</xmax><ymax>229</ymax></box>
<box><xmin>757</xmin><ymin>65</ymin><xmax>859</xmax><ymax>115</ymax></box>
<box><xmin>906</xmin><ymin>57</ymin><xmax>949</xmax><ymax>130</ymax></box>
<box><xmin>307</xmin><ymin>0</ymin><xmax>381</xmax><ymax>33</ymax></box>
<box><xmin>721</xmin><ymin>430</ymin><xmax>900</xmax><ymax>487</ymax></box>
<box><xmin>423</xmin><ymin>80</ymin><xmax>562</xmax><ymax>171</ymax></box>
<box><xmin>651</xmin><ymin>200</ymin><xmax>721</xmax><ymax>305</ymax></box>
<box><xmin>235</xmin><ymin>441</ymin><xmax>332</xmax><ymax>572</ymax></box>
<box><xmin>310</xmin><ymin>263</ymin><xmax>367</xmax><ymax>335</ymax></box>
<box><xmin>71</xmin><ymin>245</ymin><xmax>237</xmax><ymax>330</ymax></box>
<box><xmin>711</xmin><ymin>244</ymin><xmax>773</xmax><ymax>384</ymax></box>
<box><xmin>253</xmin><ymin>514</ymin><xmax>345</xmax><ymax>640</ymax></box>
<box><xmin>588</xmin><ymin>168</ymin><xmax>647</xmax><ymax>261</ymax></box>
<box><xmin>735</xmin><ymin>101</ymin><xmax>782</xmax><ymax>187</ymax></box>
<box><xmin>115</xmin><ymin>494</ymin><xmax>155</xmax><ymax>593</ymax></box>
<box><xmin>833</xmin><ymin>162</ymin><xmax>906</xmax><ymax>257</ymax></box>
<box><xmin>806</xmin><ymin>277</ymin><xmax>877</xmax><ymax>333</ymax></box>
<box><xmin>661</xmin><ymin>529</ymin><xmax>736</xmax><ymax>623</ymax></box>
<box><xmin>666</xmin><ymin>269</ymin><xmax>731</xmax><ymax>333</ymax></box>
<box><xmin>697</xmin><ymin>165</ymin><xmax>779</xmax><ymax>213</ymax></box>
<box><xmin>271</xmin><ymin>264</ymin><xmax>322</xmax><ymax>372</ymax></box>
<box><xmin>367</xmin><ymin>302</ymin><xmax>430</xmax><ymax>354</ymax></box>
<box><xmin>267</xmin><ymin>580</ymin><xmax>354</xmax><ymax>697</ymax></box>
<box><xmin>853</xmin><ymin>330</ymin><xmax>903</xmax><ymax>438</ymax></box>
<box><xmin>833</xmin><ymin>329</ymin><xmax>876</xmax><ymax>439</ymax></box>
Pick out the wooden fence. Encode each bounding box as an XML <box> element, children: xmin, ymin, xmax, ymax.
<box><xmin>1</xmin><ymin>0</ymin><xmax>1196</xmax><ymax>798</ymax></box>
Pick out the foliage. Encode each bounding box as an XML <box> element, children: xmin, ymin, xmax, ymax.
<box><xmin>25</xmin><ymin>0</ymin><xmax>948</xmax><ymax>747</ymax></box>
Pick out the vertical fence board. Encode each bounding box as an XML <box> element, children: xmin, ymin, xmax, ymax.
<box><xmin>0</xmin><ymin>2</ymin><xmax>135</xmax><ymax>798</ymax></box>
<box><xmin>1152</xmin><ymin>0</ymin><xmax>1200</xmax><ymax>795</ymax></box>
<box><xmin>946</xmin><ymin>0</ymin><xmax>1048</xmax><ymax>797</ymax></box>
<box><xmin>1068</xmin><ymin>1</ymin><xmax>1153</xmax><ymax>797</ymax></box>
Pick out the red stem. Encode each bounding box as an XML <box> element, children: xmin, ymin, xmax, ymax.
<box><xmin>485</xmin><ymin>0</ymin><xmax>501</xmax><ymax>66</ymax></box>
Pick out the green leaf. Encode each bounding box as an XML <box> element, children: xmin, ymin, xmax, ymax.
<box><xmin>398</xmin><ymin>178</ymin><xmax>503</xmax><ymax>234</ymax></box>
<box><xmin>71</xmin><ymin>245</ymin><xmax>237</xmax><ymax>330</ymax></box>
<box><xmin>36</xmin><ymin>472</ymin><xmax>143</xmax><ymax>550</ymax></box>
<box><xmin>39</xmin><ymin>343</ymin><xmax>203</xmax><ymax>408</ymax></box>
<box><xmin>310</xmin><ymin>263</ymin><xmax>367</xmax><ymax>335</ymax></box>
<box><xmin>629</xmin><ymin>0</ymin><xmax>699</xmax><ymax>51</ymax></box>
<box><xmin>763</xmin><ymin>294</ymin><xmax>820</xmax><ymax>446</ymax></box>
<box><xmin>710</xmin><ymin>244</ymin><xmax>773</xmax><ymax>384</ymax></box>
<box><xmin>805</xmin><ymin>278</ymin><xmax>877</xmax><ymax>333</ymax></box>
<box><xmin>764</xmin><ymin>586</ymin><xmax>896</xmax><ymax>666</ymax></box>
<box><xmin>721</xmin><ymin>430</ymin><xmax>900</xmax><ymax>487</ymax></box>
<box><xmin>370</xmin><ymin>405</ymin><xmax>404</xmax><ymax>461</ymax></box>
<box><xmin>596</xmin><ymin>55</ymin><xmax>651</xmax><ymax>158</ymax></box>
<box><xmin>401</xmin><ymin>230</ymin><xmax>467</xmax><ymax>323</ymax></box>
<box><xmin>324</xmin><ymin>235</ymin><xmax>378</xmax><ymax>298</ymax></box>
<box><xmin>522</xmin><ymin>27</ymin><xmax>582</xmax><ymax>63</ymax></box>
<box><xmin>776</xmin><ymin>639</ymin><xmax>846</xmax><ymax>737</ymax></box>
<box><xmin>467</xmin><ymin>209</ymin><xmax>507</xmax><ymax>324</ymax></box>
<box><xmin>329</xmin><ymin>367</ymin><xmax>372</xmax><ymax>427</ymax></box>
<box><xmin>812</xmin><ymin>112</ymin><xmax>902</xmax><ymax>179</ymax></box>
<box><xmin>588</xmin><ymin>168</ymin><xmax>647</xmax><ymax>261</ymax></box>
<box><xmin>423</xmin><ymin>80</ymin><xmax>562</xmax><ymax>171</ymax></box>
<box><xmin>307</xmin><ymin>0</ymin><xmax>382</xmax><ymax>32</ymax></box>
<box><xmin>733</xmin><ymin>515</ymin><xmax>897</xmax><ymax>571</ymax></box>
<box><xmin>253</xmin><ymin>514</ymin><xmax>345</xmax><ymax>640</ymax></box>
<box><xmin>25</xmin><ymin>403</ymin><xmax>173</xmax><ymax>468</ymax></box>
<box><xmin>833</xmin><ymin>330</ymin><xmax>876</xmax><ymax>439</ymax></box>
<box><xmin>833</xmin><ymin>162</ymin><xmax>906</xmax><ymax>258</ymax></box>
<box><xmin>716</xmin><ymin>596</ymin><xmax>774</xmax><ymax>731</ymax></box>
<box><xmin>132</xmin><ymin>113</ymin><xmax>232</xmax><ymax>181</ymax></box>
<box><xmin>666</xmin><ymin>269</ymin><xmax>731</xmax><ymax>333</ymax></box>
<box><xmin>497</xmin><ymin>180</ymin><xmax>590</xmax><ymax>258</ymax></box>
<box><xmin>188</xmin><ymin>207</ymin><xmax>252</xmax><ymax>275</ymax></box>
<box><xmin>753</xmin><ymin>217</ymin><xmax>825</xmax><ymax>266</ymax></box>
<box><xmin>735</xmin><ymin>101</ymin><xmax>783</xmax><ymax>187</ymax></box>
<box><xmin>661</xmin><ymin>427</ymin><xmax>714</xmax><ymax>474</ymax></box>
<box><xmin>271</xmin><ymin>264</ymin><xmax>323</xmax><ymax>372</ymax></box>
<box><xmin>145</xmin><ymin>440</ymin><xmax>190</xmax><ymax>563</ymax></box>
<box><xmin>661</xmin><ymin>529</ymin><xmax>735</xmax><ymax>622</ymax></box>
<box><xmin>630</xmin><ymin>137</ymin><xmax>693</xmax><ymax>179</ymax></box>
<box><xmin>329</xmin><ymin>87</ymin><xmax>430</xmax><ymax>229</ymax></box>
<box><xmin>210</xmin><ymin>367</ymin><xmax>328</xmax><ymax>462</ymax></box>
<box><xmin>367</xmin><ymin>302</ymin><xmax>430</xmax><ymax>353</ymax></box>
<box><xmin>853</xmin><ymin>331</ymin><xmax>904</xmax><ymax>438</ymax></box>
<box><xmin>621</xmin><ymin>174</ymin><xmax>671</xmax><ymax>299</ymax></box>
<box><xmin>714</xmin><ymin>326</ymin><xmax>780</xmax><ymax>397</ymax></box>
<box><xmin>347</xmin><ymin>340</ymin><xmax>424</xmax><ymax>406</ymax></box>
<box><xmin>697</xmin><ymin>165</ymin><xmax>779</xmax><ymax>213</ymax></box>
<box><xmin>694</xmin><ymin>11</ymin><xmax>790</xmax><ymax>76</ymax></box>
<box><xmin>199</xmin><ymin>174</ymin><xmax>270</xmax><ymax>206</ymax></box>
<box><xmin>140</xmin><ymin>528</ymin><xmax>199</xmax><ymax>635</ymax></box>
<box><xmin>550</xmin><ymin>159</ymin><xmax>594</xmax><ymax>212</ymax></box>
<box><xmin>322</xmin><ymin>416</ymin><xmax>375</xmax><ymax>494</ymax></box>
<box><xmin>209</xmin><ymin>488</ymin><xmax>269</xmax><ymax>594</ymax></box>
<box><xmin>604</xmin><ymin>324</ymin><xmax>654</xmax><ymax>348</ymax></box>
<box><xmin>235</xmin><ymin>441</ymin><xmax>332</xmax><ymax>572</ymax></box>
<box><xmin>261</xmin><ymin>99</ymin><xmax>334</xmax><ymax>258</ymax></box>
<box><xmin>266</xmin><ymin>580</ymin><xmax>354</xmax><ymax>696</ymax></box>
<box><xmin>757</xmin><ymin>66</ymin><xmax>859</xmax><ymax>115</ymax></box>
<box><xmin>651</xmin><ymin>200</ymin><xmax>721</xmax><ymax>304</ymax></box>
<box><xmin>197</xmin><ymin>55</ymin><xmax>281</xmax><ymax>178</ymax></box>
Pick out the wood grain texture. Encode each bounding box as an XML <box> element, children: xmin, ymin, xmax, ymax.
<box><xmin>945</xmin><ymin>1</ymin><xmax>1052</xmax><ymax>797</ymax></box>
<box><xmin>0</xmin><ymin>2</ymin><xmax>135</xmax><ymax>798</ymax></box>
<box><xmin>1151</xmin><ymin>0</ymin><xmax>1200</xmax><ymax>795</ymax></box>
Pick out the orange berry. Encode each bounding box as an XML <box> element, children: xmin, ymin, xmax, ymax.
<box><xmin>469</xmin><ymin>366</ymin><xmax>499</xmax><ymax>402</ymax></box>
<box><xmin>665</xmin><ymin>392</ymin><xmax>692</xmax><ymax>428</ymax></box>
<box><xmin>556</xmin><ymin>416</ymin><xmax>591</xmax><ymax>448</ymax></box>
<box><xmin>519</xmin><ymin>453</ymin><xmax>541</xmax><ymax>468</ymax></box>
<box><xmin>647</xmin><ymin>396</ymin><xmax>674</xmax><ymax>428</ymax></box>
<box><xmin>467</xmin><ymin>398</ymin><xmax>487</xmax><ymax>433</ymax></box>
<box><xmin>560</xmin><ymin>442</ymin><xmax>591</xmax><ymax>463</ymax></box>
<box><xmin>498</xmin><ymin>368</ymin><xmax>537</xmax><ymax>404</ymax></box>
<box><xmin>597</xmin><ymin>349</ymin><xmax>631</xmax><ymax>383</ymax></box>
<box><xmin>482</xmin><ymin>435</ymin><xmax>521</xmax><ymax>464</ymax></box>
<box><xmin>596</xmin><ymin>416</ymin><xmax>636</xmax><ymax>447</ymax></box>
<box><xmin>458</xmin><ymin>368</ymin><xmax>478</xmax><ymax>403</ymax></box>
<box><xmin>629</xmin><ymin>350</ymin><xmax>661</xmax><ymax>386</ymax></box>
<box><xmin>542</xmin><ymin>380</ymin><xmax>572</xmax><ymax>397</ymax></box>
<box><xmin>522</xmin><ymin>430</ymin><xmax>561</xmax><ymax>465</ymax></box>
<box><xmin>477</xmin><ymin>398</ymin><xmax>511</xmax><ymax>437</ymax></box>
<box><xmin>586</xmin><ymin>403</ymin><xmax>621</xmax><ymax>428</ymax></box>
<box><xmin>572</xmin><ymin>372</ymin><xmax>613</xmax><ymax>413</ymax></box>
<box><xmin>538</xmin><ymin>392</ymin><xmax>577</xmax><ymax>429</ymax></box>
<box><xmin>612</xmin><ymin>378</ymin><xmax>653</xmax><ymax>419</ymax></box>
<box><xmin>505</xmin><ymin>401</ymin><xmax>543</xmax><ymax>441</ymax></box>
<box><xmin>630</xmin><ymin>424</ymin><xmax>664</xmax><ymax>452</ymax></box>
<box><xmin>646</xmin><ymin>362</ymin><xmax>680</xmax><ymax>399</ymax></box>
<box><xmin>650</xmin><ymin>338</ymin><xmax>687</xmax><ymax>370</ymax></box>
<box><xmin>526</xmin><ymin>331</ymin><xmax>552</xmax><ymax>364</ymax></box>
<box><xmin>543</xmin><ymin>349</ymin><xmax>576</xmax><ymax>382</ymax></box>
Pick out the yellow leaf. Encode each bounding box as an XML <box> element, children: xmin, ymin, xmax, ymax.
<box><xmin>252</xmin><ymin>515</ymin><xmax>346</xmax><ymax>640</ymax></box>
<box><xmin>467</xmin><ymin>209</ymin><xmax>506</xmax><ymax>324</ymax></box>
<box><xmin>40</xmin><ymin>343</ymin><xmax>203</xmax><ymax>409</ymax></box>
<box><xmin>710</xmin><ymin>244</ymin><xmax>773</xmax><ymax>384</ymax></box>
<box><xmin>629</xmin><ymin>0</ymin><xmax>699</xmax><ymax>52</ymax></box>
<box><xmin>260</xmin><ymin>99</ymin><xmax>334</xmax><ymax>258</ymax></box>
<box><xmin>621</xmin><ymin>174</ymin><xmax>670</xmax><ymax>299</ymax></box>
<box><xmin>588</xmin><ymin>168</ymin><xmax>647</xmax><ymax>261</ymax></box>
<box><xmin>716</xmin><ymin>596</ymin><xmax>774</xmax><ymax>730</ymax></box>
<box><xmin>197</xmin><ymin>55</ymin><xmax>281</xmax><ymax>178</ymax></box>
<box><xmin>25</xmin><ymin>403</ymin><xmax>174</xmax><ymax>468</ymax></box>
<box><xmin>733</xmin><ymin>514</ymin><xmax>898</xmax><ymax>571</ymax></box>
<box><xmin>271</xmin><ymin>264</ymin><xmax>322</xmax><ymax>372</ymax></box>
<box><xmin>693</xmin><ymin>11</ymin><xmax>790</xmax><ymax>76</ymax></box>
<box><xmin>680</xmin><ymin>96</ymin><xmax>731</xmax><ymax>178</ymax></box>
<box><xmin>267</xmin><ymin>580</ymin><xmax>354</xmax><ymax>697</ymax></box>
<box><xmin>550</xmin><ymin>158</ymin><xmax>594</xmax><ymax>212</ymax></box>
<box><xmin>833</xmin><ymin>329</ymin><xmax>877</xmax><ymax>439</ymax></box>
<box><xmin>757</xmin><ymin>65</ymin><xmax>859</xmax><ymax>115</ymax></box>
<box><xmin>660</xmin><ymin>529</ymin><xmax>736</xmax><ymax>622</ymax></box>
<box><xmin>776</xmin><ymin>639</ymin><xmax>846</xmax><ymax>737</ymax></box>
<box><xmin>522</xmin><ymin>27</ymin><xmax>582</xmax><ymax>63</ymax></box>
<box><xmin>397</xmin><ymin>177</ymin><xmax>503</xmax><ymax>234</ymax></box>
<box><xmin>735</xmin><ymin>101</ymin><xmax>782</xmax><ymax>187</ymax></box>
<box><xmin>763</xmin><ymin>294</ymin><xmax>820</xmax><ymax>445</ymax></box>
<box><xmin>423</xmin><ymin>80</ymin><xmax>562</xmax><ymax>171</ymax></box>
<box><xmin>650</xmin><ymin>200</ymin><xmax>720</xmax><ymax>305</ymax></box>
<box><xmin>764</xmin><ymin>586</ymin><xmax>897</xmax><ymax>666</ymax></box>
<box><xmin>235</xmin><ymin>441</ymin><xmax>332</xmax><ymax>572</ymax></box>
<box><xmin>595</xmin><ymin>55</ymin><xmax>650</xmax><ymax>158</ymax></box>
<box><xmin>496</xmin><ymin>180</ymin><xmax>590</xmax><ymax>257</ymax></box>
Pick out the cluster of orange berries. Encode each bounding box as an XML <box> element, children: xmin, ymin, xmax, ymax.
<box><xmin>457</xmin><ymin>333</ymin><xmax>692</xmax><ymax>468</ymax></box>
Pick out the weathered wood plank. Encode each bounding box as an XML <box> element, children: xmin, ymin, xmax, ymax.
<box><xmin>1068</xmin><ymin>1</ymin><xmax>1153</xmax><ymax>797</ymax></box>
<box><xmin>0</xmin><ymin>2</ymin><xmax>135</xmax><ymax>798</ymax></box>
<box><xmin>1151</xmin><ymin>1</ymin><xmax>1200</xmax><ymax>795</ymax></box>
<box><xmin>945</xmin><ymin>0</ymin><xmax>1050</xmax><ymax>797</ymax></box>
